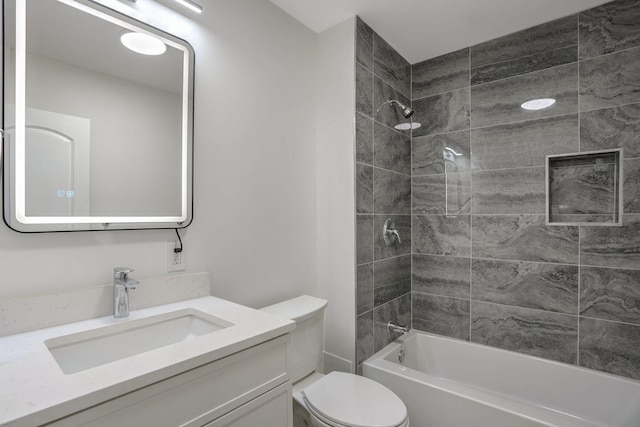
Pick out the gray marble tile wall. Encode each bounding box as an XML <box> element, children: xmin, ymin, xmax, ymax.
<box><xmin>355</xmin><ymin>17</ymin><xmax>412</xmax><ymax>375</ymax></box>
<box><xmin>410</xmin><ymin>0</ymin><xmax>640</xmax><ymax>381</ymax></box>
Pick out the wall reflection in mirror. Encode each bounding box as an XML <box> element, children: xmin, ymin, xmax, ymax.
<box><xmin>3</xmin><ymin>0</ymin><xmax>194</xmax><ymax>232</ymax></box>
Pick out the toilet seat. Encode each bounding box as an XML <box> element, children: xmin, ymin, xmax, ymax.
<box><xmin>301</xmin><ymin>372</ymin><xmax>408</xmax><ymax>427</ymax></box>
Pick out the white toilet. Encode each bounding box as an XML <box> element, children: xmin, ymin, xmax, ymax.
<box><xmin>261</xmin><ymin>295</ymin><xmax>409</xmax><ymax>427</ymax></box>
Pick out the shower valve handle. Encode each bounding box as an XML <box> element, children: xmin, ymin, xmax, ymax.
<box><xmin>383</xmin><ymin>218</ymin><xmax>401</xmax><ymax>245</ymax></box>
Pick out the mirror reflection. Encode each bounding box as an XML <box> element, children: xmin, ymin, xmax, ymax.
<box><xmin>3</xmin><ymin>0</ymin><xmax>194</xmax><ymax>231</ymax></box>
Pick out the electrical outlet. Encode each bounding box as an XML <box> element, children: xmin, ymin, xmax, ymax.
<box><xmin>167</xmin><ymin>242</ymin><xmax>186</xmax><ymax>272</ymax></box>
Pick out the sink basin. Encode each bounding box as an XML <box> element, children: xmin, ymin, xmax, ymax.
<box><xmin>45</xmin><ymin>309</ymin><xmax>233</xmax><ymax>374</ymax></box>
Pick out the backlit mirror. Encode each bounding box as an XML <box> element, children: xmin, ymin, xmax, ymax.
<box><xmin>2</xmin><ymin>0</ymin><xmax>194</xmax><ymax>232</ymax></box>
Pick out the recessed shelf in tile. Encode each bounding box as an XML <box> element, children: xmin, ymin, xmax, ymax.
<box><xmin>546</xmin><ymin>149</ymin><xmax>623</xmax><ymax>226</ymax></box>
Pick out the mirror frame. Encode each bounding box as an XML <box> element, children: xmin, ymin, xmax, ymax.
<box><xmin>2</xmin><ymin>0</ymin><xmax>195</xmax><ymax>232</ymax></box>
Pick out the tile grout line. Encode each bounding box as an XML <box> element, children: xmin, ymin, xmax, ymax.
<box><xmin>576</xmin><ymin>13</ymin><xmax>582</xmax><ymax>368</ymax></box>
<box><xmin>371</xmin><ymin>35</ymin><xmax>377</xmax><ymax>352</ymax></box>
<box><xmin>413</xmin><ymin>58</ymin><xmax>574</xmax><ymax>101</ymax></box>
<box><xmin>355</xmin><ymin>110</ymin><xmax>411</xmax><ymax>141</ymax></box>
<box><xmin>412</xmin><ymin>156</ymin><xmax>640</xmax><ymax>175</ymax></box>
<box><xmin>356</xmin><ymin>28</ymin><xmax>367</xmax><ymax>369</ymax></box>
<box><xmin>472</xmin><ymin>41</ymin><xmax>578</xmax><ymax>75</ymax></box>
<box><xmin>416</xmin><ymin>296</ymin><xmax>640</xmax><ymax>329</ymax></box>
<box><xmin>413</xmin><ymin>164</ymin><xmax>545</xmax><ymax>178</ymax></box>
<box><xmin>412</xmin><ymin>213</ymin><xmax>626</xmax><ymax>218</ymax></box>
<box><xmin>579</xmin><ymin>315</ymin><xmax>640</xmax><ymax>329</ymax></box>
<box><xmin>413</xmin><ymin>86</ymin><xmax>469</xmax><ymax>104</ymax></box>
<box><xmin>414</xmin><ymin>127</ymin><xmax>470</xmax><ymax>140</ymax></box>
<box><xmin>370</xmin><ymin>32</ymin><xmax>379</xmax><ymax>356</ymax></box>
<box><xmin>373</xmin><ymin>253</ymin><xmax>413</xmax><ymax>263</ymax></box>
<box><xmin>579</xmin><ymin>42</ymin><xmax>640</xmax><ymax>63</ymax></box>
<box><xmin>414</xmin><ymin>289</ymin><xmax>640</xmax><ymax>329</ymax></box>
<box><xmin>354</xmin><ymin>37</ymin><xmax>360</xmax><ymax>369</ymax></box>
<box><xmin>358</xmin><ymin>57</ymin><xmax>411</xmax><ymax>101</ymax></box>
<box><xmin>577</xmin><ymin>226</ymin><xmax>582</xmax><ymax>366</ymax></box>
<box><xmin>356</xmin><ymin>162</ymin><xmax>412</xmax><ymax>178</ymax></box>
<box><xmin>457</xmin><ymin>41</ymin><xmax>640</xmax><ymax>94</ymax></box>
<box><xmin>466</xmin><ymin>111</ymin><xmax>577</xmax><ymax>133</ymax></box>
<box><xmin>469</xmin><ymin>60</ymin><xmax>576</xmax><ymax>90</ymax></box>
<box><xmin>360</xmin><ymin>213</ymin><xmax>413</xmax><ymax>217</ymax></box>
<box><xmin>410</xmin><ymin>57</ymin><xmax>414</xmax><ymax>331</ymax></box>
<box><xmin>374</xmin><ymin>114</ymin><xmax>412</xmax><ymax>139</ymax></box>
<box><xmin>417</xmin><ymin>112</ymin><xmax>576</xmax><ymax>138</ymax></box>
<box><xmin>408</xmin><ymin>252</ymin><xmax>640</xmax><ymax>273</ymax></box>
<box><xmin>578</xmin><ymin>99</ymin><xmax>640</xmax><ymax>115</ymax></box>
<box><xmin>468</xmin><ymin>46</ymin><xmax>474</xmax><ymax>342</ymax></box>
<box><xmin>414</xmin><ymin>59</ymin><xmax>577</xmax><ymax>102</ymax></box>
<box><xmin>412</xmin><ymin>100</ymin><xmax>640</xmax><ymax>140</ymax></box>
<box><xmin>413</xmin><ymin>32</ymin><xmax>640</xmax><ymax>98</ymax></box>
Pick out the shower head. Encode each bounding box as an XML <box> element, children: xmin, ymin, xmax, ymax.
<box><xmin>376</xmin><ymin>100</ymin><xmax>414</xmax><ymax>118</ymax></box>
<box><xmin>398</xmin><ymin>102</ymin><xmax>414</xmax><ymax>118</ymax></box>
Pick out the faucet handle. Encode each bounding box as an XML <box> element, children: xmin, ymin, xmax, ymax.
<box><xmin>125</xmin><ymin>280</ymin><xmax>139</xmax><ymax>290</ymax></box>
<box><xmin>114</xmin><ymin>267</ymin><xmax>134</xmax><ymax>280</ymax></box>
<box><xmin>383</xmin><ymin>218</ymin><xmax>401</xmax><ymax>246</ymax></box>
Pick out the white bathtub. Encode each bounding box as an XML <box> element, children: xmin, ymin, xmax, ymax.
<box><xmin>363</xmin><ymin>331</ymin><xmax>640</xmax><ymax>427</ymax></box>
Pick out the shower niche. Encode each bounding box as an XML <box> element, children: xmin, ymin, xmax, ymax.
<box><xmin>546</xmin><ymin>149</ymin><xmax>623</xmax><ymax>226</ymax></box>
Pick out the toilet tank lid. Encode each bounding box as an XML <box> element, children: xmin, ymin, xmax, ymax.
<box><xmin>260</xmin><ymin>295</ymin><xmax>327</xmax><ymax>323</ymax></box>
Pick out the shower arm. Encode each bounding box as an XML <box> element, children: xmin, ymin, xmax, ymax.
<box><xmin>375</xmin><ymin>99</ymin><xmax>399</xmax><ymax>114</ymax></box>
<box><xmin>375</xmin><ymin>99</ymin><xmax>414</xmax><ymax>119</ymax></box>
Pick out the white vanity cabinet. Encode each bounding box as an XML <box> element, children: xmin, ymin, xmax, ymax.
<box><xmin>46</xmin><ymin>336</ymin><xmax>292</xmax><ymax>427</ymax></box>
<box><xmin>203</xmin><ymin>383</ymin><xmax>291</xmax><ymax>427</ymax></box>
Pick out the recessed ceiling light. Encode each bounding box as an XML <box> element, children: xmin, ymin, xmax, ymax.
<box><xmin>395</xmin><ymin>122</ymin><xmax>421</xmax><ymax>130</ymax></box>
<box><xmin>120</xmin><ymin>32</ymin><xmax>167</xmax><ymax>56</ymax></box>
<box><xmin>521</xmin><ymin>98</ymin><xmax>556</xmax><ymax>110</ymax></box>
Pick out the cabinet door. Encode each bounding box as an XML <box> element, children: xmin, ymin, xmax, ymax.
<box><xmin>205</xmin><ymin>382</ymin><xmax>292</xmax><ymax>427</ymax></box>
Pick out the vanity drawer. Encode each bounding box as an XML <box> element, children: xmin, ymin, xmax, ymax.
<box><xmin>204</xmin><ymin>382</ymin><xmax>292</xmax><ymax>427</ymax></box>
<box><xmin>47</xmin><ymin>335</ymin><xmax>289</xmax><ymax>427</ymax></box>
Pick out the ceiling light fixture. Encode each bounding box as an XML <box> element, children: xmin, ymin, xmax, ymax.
<box><xmin>173</xmin><ymin>0</ymin><xmax>203</xmax><ymax>13</ymax></box>
<box><xmin>395</xmin><ymin>122</ymin><xmax>421</xmax><ymax>131</ymax></box>
<box><xmin>521</xmin><ymin>98</ymin><xmax>556</xmax><ymax>110</ymax></box>
<box><xmin>120</xmin><ymin>32</ymin><xmax>167</xmax><ymax>55</ymax></box>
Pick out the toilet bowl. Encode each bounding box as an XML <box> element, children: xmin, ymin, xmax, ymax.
<box><xmin>294</xmin><ymin>371</ymin><xmax>409</xmax><ymax>427</ymax></box>
<box><xmin>261</xmin><ymin>296</ymin><xmax>409</xmax><ymax>427</ymax></box>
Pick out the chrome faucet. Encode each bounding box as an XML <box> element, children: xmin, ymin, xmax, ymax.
<box><xmin>113</xmin><ymin>267</ymin><xmax>139</xmax><ymax>318</ymax></box>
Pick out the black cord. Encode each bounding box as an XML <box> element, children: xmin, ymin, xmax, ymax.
<box><xmin>174</xmin><ymin>228</ymin><xmax>183</xmax><ymax>253</ymax></box>
<box><xmin>0</xmin><ymin>129</ymin><xmax>4</xmax><ymax>177</ymax></box>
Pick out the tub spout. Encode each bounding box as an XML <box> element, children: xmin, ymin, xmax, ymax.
<box><xmin>388</xmin><ymin>321</ymin><xmax>409</xmax><ymax>334</ymax></box>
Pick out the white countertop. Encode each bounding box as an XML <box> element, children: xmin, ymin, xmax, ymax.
<box><xmin>0</xmin><ymin>296</ymin><xmax>295</xmax><ymax>426</ymax></box>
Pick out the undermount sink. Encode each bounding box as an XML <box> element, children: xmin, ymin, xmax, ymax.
<box><xmin>45</xmin><ymin>309</ymin><xmax>233</xmax><ymax>374</ymax></box>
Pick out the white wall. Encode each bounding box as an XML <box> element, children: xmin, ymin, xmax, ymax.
<box><xmin>0</xmin><ymin>0</ymin><xmax>319</xmax><ymax>308</ymax></box>
<box><xmin>187</xmin><ymin>0</ymin><xmax>319</xmax><ymax>308</ymax></box>
<box><xmin>315</xmin><ymin>18</ymin><xmax>356</xmax><ymax>371</ymax></box>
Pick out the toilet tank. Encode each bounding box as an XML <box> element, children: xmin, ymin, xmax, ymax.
<box><xmin>260</xmin><ymin>295</ymin><xmax>328</xmax><ymax>383</ymax></box>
